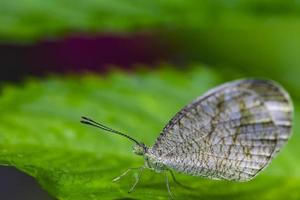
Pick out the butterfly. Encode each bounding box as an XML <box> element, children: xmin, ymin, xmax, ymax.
<box><xmin>81</xmin><ymin>79</ymin><xmax>293</xmax><ymax>199</ymax></box>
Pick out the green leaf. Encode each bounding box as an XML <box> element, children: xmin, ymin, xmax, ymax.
<box><xmin>1</xmin><ymin>0</ymin><xmax>300</xmax><ymax>41</ymax></box>
<box><xmin>0</xmin><ymin>66</ymin><xmax>299</xmax><ymax>199</ymax></box>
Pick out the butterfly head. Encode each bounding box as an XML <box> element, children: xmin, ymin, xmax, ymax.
<box><xmin>133</xmin><ymin>143</ymin><xmax>147</xmax><ymax>156</ymax></box>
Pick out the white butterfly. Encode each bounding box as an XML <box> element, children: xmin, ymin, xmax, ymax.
<box><xmin>81</xmin><ymin>79</ymin><xmax>293</xmax><ymax>199</ymax></box>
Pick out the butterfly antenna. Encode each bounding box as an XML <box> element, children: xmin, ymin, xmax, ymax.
<box><xmin>80</xmin><ymin>116</ymin><xmax>140</xmax><ymax>145</ymax></box>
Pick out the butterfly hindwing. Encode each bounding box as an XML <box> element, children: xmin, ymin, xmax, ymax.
<box><xmin>150</xmin><ymin>79</ymin><xmax>293</xmax><ymax>181</ymax></box>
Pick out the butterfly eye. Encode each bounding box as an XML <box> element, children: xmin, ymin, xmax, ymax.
<box><xmin>133</xmin><ymin>144</ymin><xmax>145</xmax><ymax>156</ymax></box>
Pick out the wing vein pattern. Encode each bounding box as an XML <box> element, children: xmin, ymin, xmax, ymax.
<box><xmin>150</xmin><ymin>79</ymin><xmax>293</xmax><ymax>181</ymax></box>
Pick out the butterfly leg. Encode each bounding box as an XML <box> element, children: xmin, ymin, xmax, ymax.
<box><xmin>169</xmin><ymin>170</ymin><xmax>192</xmax><ymax>190</ymax></box>
<box><xmin>164</xmin><ymin>171</ymin><xmax>175</xmax><ymax>200</ymax></box>
<box><xmin>128</xmin><ymin>167</ymin><xmax>144</xmax><ymax>193</ymax></box>
<box><xmin>112</xmin><ymin>167</ymin><xmax>142</xmax><ymax>182</ymax></box>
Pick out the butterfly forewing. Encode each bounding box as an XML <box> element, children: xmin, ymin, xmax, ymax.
<box><xmin>150</xmin><ymin>79</ymin><xmax>293</xmax><ymax>181</ymax></box>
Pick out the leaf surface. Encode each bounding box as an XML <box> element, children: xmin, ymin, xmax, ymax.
<box><xmin>0</xmin><ymin>67</ymin><xmax>299</xmax><ymax>200</ymax></box>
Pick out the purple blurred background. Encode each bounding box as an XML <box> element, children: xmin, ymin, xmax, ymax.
<box><xmin>0</xmin><ymin>32</ymin><xmax>174</xmax><ymax>82</ymax></box>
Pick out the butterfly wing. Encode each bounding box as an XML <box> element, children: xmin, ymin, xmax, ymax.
<box><xmin>150</xmin><ymin>79</ymin><xmax>293</xmax><ymax>181</ymax></box>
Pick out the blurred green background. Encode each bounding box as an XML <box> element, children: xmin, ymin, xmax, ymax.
<box><xmin>0</xmin><ymin>0</ymin><xmax>299</xmax><ymax>200</ymax></box>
